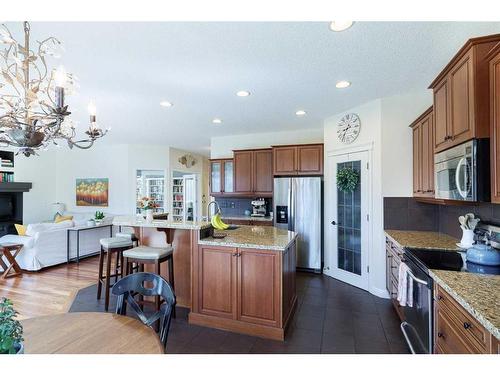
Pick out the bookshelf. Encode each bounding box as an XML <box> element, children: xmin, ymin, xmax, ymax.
<box><xmin>172</xmin><ymin>177</ymin><xmax>184</xmax><ymax>222</ymax></box>
<box><xmin>0</xmin><ymin>151</ymin><xmax>14</xmax><ymax>183</ymax></box>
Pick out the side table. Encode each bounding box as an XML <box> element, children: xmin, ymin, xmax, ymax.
<box><xmin>0</xmin><ymin>243</ymin><xmax>23</xmax><ymax>279</ymax></box>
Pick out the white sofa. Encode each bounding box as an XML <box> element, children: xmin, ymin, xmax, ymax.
<box><xmin>0</xmin><ymin>212</ymin><xmax>117</xmax><ymax>271</ymax></box>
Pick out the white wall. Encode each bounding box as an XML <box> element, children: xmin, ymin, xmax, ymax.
<box><xmin>323</xmin><ymin>90</ymin><xmax>432</xmax><ymax>298</ymax></box>
<box><xmin>210</xmin><ymin>128</ymin><xmax>324</xmax><ymax>158</ymax></box>
<box><xmin>14</xmin><ymin>149</ymin><xmax>58</xmax><ymax>223</ymax></box>
<box><xmin>381</xmin><ymin>91</ymin><xmax>433</xmax><ymax>197</ymax></box>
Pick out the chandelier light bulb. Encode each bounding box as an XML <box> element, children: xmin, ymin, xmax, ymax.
<box><xmin>54</xmin><ymin>66</ymin><xmax>67</xmax><ymax>87</ymax></box>
<box><xmin>87</xmin><ymin>101</ymin><xmax>97</xmax><ymax>116</ymax></box>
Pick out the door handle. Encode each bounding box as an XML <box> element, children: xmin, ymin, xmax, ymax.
<box><xmin>331</xmin><ymin>220</ymin><xmax>336</xmax><ymax>226</ymax></box>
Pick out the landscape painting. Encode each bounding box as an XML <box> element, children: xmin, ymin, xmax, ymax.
<box><xmin>76</xmin><ymin>178</ymin><xmax>109</xmax><ymax>207</ymax></box>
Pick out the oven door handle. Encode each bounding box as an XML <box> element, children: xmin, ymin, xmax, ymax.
<box><xmin>400</xmin><ymin>322</ymin><xmax>417</xmax><ymax>354</ymax></box>
<box><xmin>407</xmin><ymin>270</ymin><xmax>428</xmax><ymax>286</ymax></box>
<box><xmin>455</xmin><ymin>157</ymin><xmax>469</xmax><ymax>199</ymax></box>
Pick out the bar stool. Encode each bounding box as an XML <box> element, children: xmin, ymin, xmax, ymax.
<box><xmin>116</xmin><ymin>231</ymin><xmax>140</xmax><ymax>247</ymax></box>
<box><xmin>122</xmin><ymin>245</ymin><xmax>175</xmax><ymax>315</ymax></box>
<box><xmin>97</xmin><ymin>237</ymin><xmax>134</xmax><ymax>311</ymax></box>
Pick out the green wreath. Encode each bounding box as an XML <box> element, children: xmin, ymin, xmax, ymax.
<box><xmin>336</xmin><ymin>168</ymin><xmax>359</xmax><ymax>192</ymax></box>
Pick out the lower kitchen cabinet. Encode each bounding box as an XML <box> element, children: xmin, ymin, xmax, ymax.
<box><xmin>434</xmin><ymin>284</ymin><xmax>497</xmax><ymax>354</ymax></box>
<box><xmin>385</xmin><ymin>237</ymin><xmax>405</xmax><ymax>320</ymax></box>
<box><xmin>190</xmin><ymin>241</ymin><xmax>297</xmax><ymax>340</ymax></box>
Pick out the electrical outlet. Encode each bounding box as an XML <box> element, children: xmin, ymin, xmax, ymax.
<box><xmin>230</xmin><ymin>202</ymin><xmax>235</xmax><ymax>208</ymax></box>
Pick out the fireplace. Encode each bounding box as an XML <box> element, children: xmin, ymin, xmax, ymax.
<box><xmin>0</xmin><ymin>182</ymin><xmax>32</xmax><ymax>237</ymax></box>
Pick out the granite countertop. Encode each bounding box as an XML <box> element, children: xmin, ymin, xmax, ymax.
<box><xmin>429</xmin><ymin>269</ymin><xmax>500</xmax><ymax>340</ymax></box>
<box><xmin>223</xmin><ymin>215</ymin><xmax>273</xmax><ymax>222</ymax></box>
<box><xmin>113</xmin><ymin>216</ymin><xmax>212</xmax><ymax>230</ymax></box>
<box><xmin>198</xmin><ymin>225</ymin><xmax>296</xmax><ymax>251</ymax></box>
<box><xmin>385</xmin><ymin>230</ymin><xmax>459</xmax><ymax>251</ymax></box>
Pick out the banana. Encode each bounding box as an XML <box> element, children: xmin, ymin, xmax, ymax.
<box><xmin>211</xmin><ymin>212</ymin><xmax>229</xmax><ymax>230</ymax></box>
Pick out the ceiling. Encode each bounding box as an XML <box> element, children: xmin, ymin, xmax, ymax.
<box><xmin>3</xmin><ymin>21</ymin><xmax>500</xmax><ymax>155</ymax></box>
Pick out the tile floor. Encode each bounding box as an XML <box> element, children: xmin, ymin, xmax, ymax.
<box><xmin>70</xmin><ymin>272</ymin><xmax>409</xmax><ymax>354</ymax></box>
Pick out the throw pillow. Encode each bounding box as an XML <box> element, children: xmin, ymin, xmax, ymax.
<box><xmin>14</xmin><ymin>224</ymin><xmax>27</xmax><ymax>236</ymax></box>
<box><xmin>54</xmin><ymin>215</ymin><xmax>73</xmax><ymax>223</ymax></box>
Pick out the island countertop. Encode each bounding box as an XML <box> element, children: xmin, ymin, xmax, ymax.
<box><xmin>113</xmin><ymin>216</ymin><xmax>212</xmax><ymax>230</ymax></box>
<box><xmin>199</xmin><ymin>225</ymin><xmax>297</xmax><ymax>251</ymax></box>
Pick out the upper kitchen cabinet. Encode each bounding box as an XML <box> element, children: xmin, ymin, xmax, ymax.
<box><xmin>429</xmin><ymin>34</ymin><xmax>500</xmax><ymax>153</ymax></box>
<box><xmin>210</xmin><ymin>158</ymin><xmax>234</xmax><ymax>196</ymax></box>
<box><xmin>488</xmin><ymin>42</ymin><xmax>500</xmax><ymax>203</ymax></box>
<box><xmin>272</xmin><ymin>143</ymin><xmax>323</xmax><ymax>176</ymax></box>
<box><xmin>411</xmin><ymin>107</ymin><xmax>434</xmax><ymax>198</ymax></box>
<box><xmin>233</xmin><ymin>148</ymin><xmax>273</xmax><ymax>197</ymax></box>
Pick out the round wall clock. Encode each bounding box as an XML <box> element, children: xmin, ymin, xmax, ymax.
<box><xmin>337</xmin><ymin>113</ymin><xmax>361</xmax><ymax>144</ymax></box>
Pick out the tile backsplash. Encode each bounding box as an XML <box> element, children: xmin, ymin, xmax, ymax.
<box><xmin>384</xmin><ymin>197</ymin><xmax>500</xmax><ymax>239</ymax></box>
<box><xmin>215</xmin><ymin>197</ymin><xmax>272</xmax><ymax>217</ymax></box>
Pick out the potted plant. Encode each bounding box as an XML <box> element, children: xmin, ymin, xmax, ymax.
<box><xmin>137</xmin><ymin>197</ymin><xmax>159</xmax><ymax>223</ymax></box>
<box><xmin>94</xmin><ymin>211</ymin><xmax>105</xmax><ymax>225</ymax></box>
<box><xmin>0</xmin><ymin>298</ymin><xmax>23</xmax><ymax>354</ymax></box>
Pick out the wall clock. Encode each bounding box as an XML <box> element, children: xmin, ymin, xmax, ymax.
<box><xmin>337</xmin><ymin>113</ymin><xmax>361</xmax><ymax>144</ymax></box>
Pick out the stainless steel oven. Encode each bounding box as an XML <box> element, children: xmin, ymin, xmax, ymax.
<box><xmin>434</xmin><ymin>139</ymin><xmax>490</xmax><ymax>201</ymax></box>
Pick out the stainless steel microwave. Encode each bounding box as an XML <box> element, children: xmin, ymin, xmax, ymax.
<box><xmin>434</xmin><ymin>139</ymin><xmax>490</xmax><ymax>202</ymax></box>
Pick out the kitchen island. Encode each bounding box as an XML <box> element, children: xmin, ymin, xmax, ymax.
<box><xmin>113</xmin><ymin>217</ymin><xmax>298</xmax><ymax>340</ymax></box>
<box><xmin>192</xmin><ymin>226</ymin><xmax>298</xmax><ymax>340</ymax></box>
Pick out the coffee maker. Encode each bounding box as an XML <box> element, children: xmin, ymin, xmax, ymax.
<box><xmin>251</xmin><ymin>198</ymin><xmax>267</xmax><ymax>217</ymax></box>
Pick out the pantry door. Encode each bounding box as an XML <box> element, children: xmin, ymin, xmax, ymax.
<box><xmin>325</xmin><ymin>150</ymin><xmax>370</xmax><ymax>291</ymax></box>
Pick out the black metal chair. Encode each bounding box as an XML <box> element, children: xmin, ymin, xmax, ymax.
<box><xmin>111</xmin><ymin>272</ymin><xmax>176</xmax><ymax>351</ymax></box>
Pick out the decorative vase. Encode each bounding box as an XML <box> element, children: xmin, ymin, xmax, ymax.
<box><xmin>14</xmin><ymin>342</ymin><xmax>24</xmax><ymax>354</ymax></box>
<box><xmin>460</xmin><ymin>229</ymin><xmax>475</xmax><ymax>248</ymax></box>
<box><xmin>145</xmin><ymin>209</ymin><xmax>154</xmax><ymax>223</ymax></box>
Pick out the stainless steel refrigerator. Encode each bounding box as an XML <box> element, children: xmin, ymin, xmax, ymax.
<box><xmin>273</xmin><ymin>177</ymin><xmax>322</xmax><ymax>272</ymax></box>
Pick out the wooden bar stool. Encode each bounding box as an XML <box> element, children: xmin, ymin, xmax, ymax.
<box><xmin>122</xmin><ymin>246</ymin><xmax>175</xmax><ymax>316</ymax></box>
<box><xmin>97</xmin><ymin>237</ymin><xmax>133</xmax><ymax>311</ymax></box>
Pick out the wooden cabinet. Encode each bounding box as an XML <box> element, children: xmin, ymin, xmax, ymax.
<box><xmin>233</xmin><ymin>148</ymin><xmax>273</xmax><ymax>197</ymax></box>
<box><xmin>210</xmin><ymin>159</ymin><xmax>233</xmax><ymax>196</ymax></box>
<box><xmin>272</xmin><ymin>144</ymin><xmax>323</xmax><ymax>176</ymax></box>
<box><xmin>233</xmin><ymin>150</ymin><xmax>254</xmax><ymax>195</ymax></box>
<box><xmin>385</xmin><ymin>237</ymin><xmax>404</xmax><ymax>321</ymax></box>
<box><xmin>196</xmin><ymin>245</ymin><xmax>237</xmax><ymax>319</ymax></box>
<box><xmin>429</xmin><ymin>35</ymin><xmax>500</xmax><ymax>153</ymax></box>
<box><xmin>489</xmin><ymin>43</ymin><xmax>500</xmax><ymax>203</ymax></box>
<box><xmin>411</xmin><ymin>107</ymin><xmax>434</xmax><ymax>198</ymax></box>
<box><xmin>190</xmin><ymin>241</ymin><xmax>297</xmax><ymax>340</ymax></box>
<box><xmin>434</xmin><ymin>284</ymin><xmax>496</xmax><ymax>354</ymax></box>
<box><xmin>253</xmin><ymin>149</ymin><xmax>273</xmax><ymax>195</ymax></box>
<box><xmin>237</xmin><ymin>249</ymin><xmax>280</xmax><ymax>326</ymax></box>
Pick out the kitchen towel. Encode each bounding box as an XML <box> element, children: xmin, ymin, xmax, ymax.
<box><xmin>397</xmin><ymin>262</ymin><xmax>413</xmax><ymax>307</ymax></box>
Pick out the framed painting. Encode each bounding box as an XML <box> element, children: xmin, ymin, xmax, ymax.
<box><xmin>76</xmin><ymin>178</ymin><xmax>109</xmax><ymax>207</ymax></box>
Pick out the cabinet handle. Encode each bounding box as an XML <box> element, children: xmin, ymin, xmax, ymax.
<box><xmin>463</xmin><ymin>322</ymin><xmax>471</xmax><ymax>329</ymax></box>
<box><xmin>437</xmin><ymin>295</ymin><xmax>443</xmax><ymax>301</ymax></box>
<box><xmin>437</xmin><ymin>332</ymin><xmax>444</xmax><ymax>338</ymax></box>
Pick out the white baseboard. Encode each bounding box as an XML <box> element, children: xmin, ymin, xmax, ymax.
<box><xmin>370</xmin><ymin>285</ymin><xmax>390</xmax><ymax>299</ymax></box>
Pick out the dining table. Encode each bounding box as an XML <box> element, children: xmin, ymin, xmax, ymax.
<box><xmin>21</xmin><ymin>312</ymin><xmax>164</xmax><ymax>354</ymax></box>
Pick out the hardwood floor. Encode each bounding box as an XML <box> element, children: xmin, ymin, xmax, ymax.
<box><xmin>0</xmin><ymin>256</ymin><xmax>101</xmax><ymax>320</ymax></box>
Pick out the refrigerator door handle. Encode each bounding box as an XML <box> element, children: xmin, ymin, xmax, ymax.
<box><xmin>287</xmin><ymin>182</ymin><xmax>293</xmax><ymax>231</ymax></box>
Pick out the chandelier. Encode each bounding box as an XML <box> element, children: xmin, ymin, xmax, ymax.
<box><xmin>0</xmin><ymin>21</ymin><xmax>107</xmax><ymax>156</ymax></box>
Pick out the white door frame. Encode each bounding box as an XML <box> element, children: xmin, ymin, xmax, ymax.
<box><xmin>171</xmin><ymin>169</ymin><xmax>202</xmax><ymax>221</ymax></box>
<box><xmin>324</xmin><ymin>142</ymin><xmax>373</xmax><ymax>291</ymax></box>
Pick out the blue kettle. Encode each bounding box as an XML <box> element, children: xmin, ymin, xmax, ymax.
<box><xmin>466</xmin><ymin>243</ymin><xmax>500</xmax><ymax>266</ymax></box>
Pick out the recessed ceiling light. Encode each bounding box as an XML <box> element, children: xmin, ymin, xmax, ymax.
<box><xmin>159</xmin><ymin>101</ymin><xmax>173</xmax><ymax>107</ymax></box>
<box><xmin>329</xmin><ymin>21</ymin><xmax>354</xmax><ymax>32</ymax></box>
<box><xmin>236</xmin><ymin>90</ymin><xmax>250</xmax><ymax>97</ymax></box>
<box><xmin>212</xmin><ymin>118</ymin><xmax>223</xmax><ymax>124</ymax></box>
<box><xmin>295</xmin><ymin>110</ymin><xmax>307</xmax><ymax>116</ymax></box>
<box><xmin>335</xmin><ymin>80</ymin><xmax>351</xmax><ymax>89</ymax></box>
